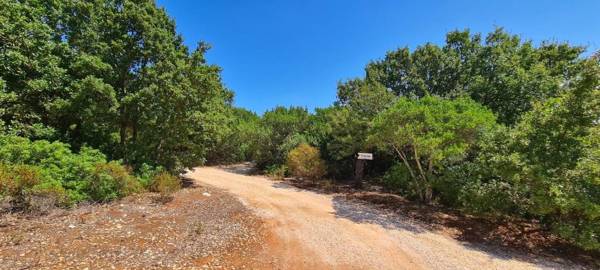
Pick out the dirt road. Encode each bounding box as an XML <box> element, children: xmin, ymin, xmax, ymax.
<box><xmin>186</xmin><ymin>166</ymin><xmax>579</xmax><ymax>270</ymax></box>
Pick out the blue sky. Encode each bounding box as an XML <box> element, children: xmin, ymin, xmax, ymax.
<box><xmin>156</xmin><ymin>0</ymin><xmax>600</xmax><ymax>114</ymax></box>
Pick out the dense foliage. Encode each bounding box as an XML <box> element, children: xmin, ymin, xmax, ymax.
<box><xmin>368</xmin><ymin>96</ymin><xmax>496</xmax><ymax>202</ymax></box>
<box><xmin>252</xmin><ymin>106</ymin><xmax>311</xmax><ymax>169</ymax></box>
<box><xmin>0</xmin><ymin>0</ymin><xmax>239</xmax><ymax>209</ymax></box>
<box><xmin>0</xmin><ymin>135</ymin><xmax>137</xmax><ymax>209</ymax></box>
<box><xmin>453</xmin><ymin>61</ymin><xmax>600</xmax><ymax>250</ymax></box>
<box><xmin>0</xmin><ymin>0</ymin><xmax>235</xmax><ymax>172</ymax></box>
<box><xmin>360</xmin><ymin>28</ymin><xmax>584</xmax><ymax>125</ymax></box>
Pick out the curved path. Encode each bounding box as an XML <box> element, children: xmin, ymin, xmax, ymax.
<box><xmin>185</xmin><ymin>166</ymin><xmax>576</xmax><ymax>270</ymax></box>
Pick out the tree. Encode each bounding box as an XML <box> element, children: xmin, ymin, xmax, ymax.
<box><xmin>449</xmin><ymin>59</ymin><xmax>600</xmax><ymax>249</ymax></box>
<box><xmin>323</xmin><ymin>81</ymin><xmax>397</xmax><ymax>178</ymax></box>
<box><xmin>368</xmin><ymin>96</ymin><xmax>496</xmax><ymax>203</ymax></box>
<box><xmin>253</xmin><ymin>106</ymin><xmax>310</xmax><ymax>168</ymax></box>
<box><xmin>0</xmin><ymin>0</ymin><xmax>235</xmax><ymax>172</ymax></box>
<box><xmin>0</xmin><ymin>0</ymin><xmax>69</xmax><ymax>139</ymax></box>
<box><xmin>363</xmin><ymin>28</ymin><xmax>585</xmax><ymax>125</ymax></box>
<box><xmin>509</xmin><ymin>60</ymin><xmax>600</xmax><ymax>249</ymax></box>
<box><xmin>205</xmin><ymin>107</ymin><xmax>262</xmax><ymax>164</ymax></box>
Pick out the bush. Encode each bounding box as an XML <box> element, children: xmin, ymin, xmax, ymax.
<box><xmin>149</xmin><ymin>172</ymin><xmax>181</xmax><ymax>196</ymax></box>
<box><xmin>0</xmin><ymin>135</ymin><xmax>144</xmax><ymax>207</ymax></box>
<box><xmin>286</xmin><ymin>143</ymin><xmax>326</xmax><ymax>180</ymax></box>
<box><xmin>88</xmin><ymin>162</ymin><xmax>142</xmax><ymax>202</ymax></box>
<box><xmin>0</xmin><ymin>164</ymin><xmax>43</xmax><ymax>209</ymax></box>
<box><xmin>253</xmin><ymin>106</ymin><xmax>311</xmax><ymax>169</ymax></box>
<box><xmin>368</xmin><ymin>95</ymin><xmax>497</xmax><ymax>203</ymax></box>
<box><xmin>0</xmin><ymin>164</ymin><xmax>69</xmax><ymax>212</ymax></box>
<box><xmin>26</xmin><ymin>181</ymin><xmax>69</xmax><ymax>212</ymax></box>
<box><xmin>265</xmin><ymin>164</ymin><xmax>288</xmax><ymax>180</ymax></box>
<box><xmin>1</xmin><ymin>165</ymin><xmax>37</xmax><ymax>197</ymax></box>
<box><xmin>381</xmin><ymin>163</ymin><xmax>415</xmax><ymax>197</ymax></box>
<box><xmin>136</xmin><ymin>163</ymin><xmax>165</xmax><ymax>188</ymax></box>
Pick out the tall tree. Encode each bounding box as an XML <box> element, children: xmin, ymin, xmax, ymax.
<box><xmin>359</xmin><ymin>28</ymin><xmax>585</xmax><ymax>124</ymax></box>
<box><xmin>0</xmin><ymin>0</ymin><xmax>234</xmax><ymax>172</ymax></box>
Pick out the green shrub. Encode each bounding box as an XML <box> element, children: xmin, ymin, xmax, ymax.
<box><xmin>88</xmin><ymin>162</ymin><xmax>142</xmax><ymax>202</ymax></box>
<box><xmin>0</xmin><ymin>164</ymin><xmax>69</xmax><ymax>211</ymax></box>
<box><xmin>26</xmin><ymin>181</ymin><xmax>69</xmax><ymax>211</ymax></box>
<box><xmin>149</xmin><ymin>172</ymin><xmax>181</xmax><ymax>196</ymax></box>
<box><xmin>253</xmin><ymin>106</ymin><xmax>311</xmax><ymax>169</ymax></box>
<box><xmin>381</xmin><ymin>163</ymin><xmax>414</xmax><ymax>196</ymax></box>
<box><xmin>286</xmin><ymin>143</ymin><xmax>326</xmax><ymax>180</ymax></box>
<box><xmin>265</xmin><ymin>164</ymin><xmax>288</xmax><ymax>180</ymax></box>
<box><xmin>368</xmin><ymin>95</ymin><xmax>497</xmax><ymax>203</ymax></box>
<box><xmin>552</xmin><ymin>126</ymin><xmax>600</xmax><ymax>250</ymax></box>
<box><xmin>0</xmin><ymin>164</ymin><xmax>12</xmax><ymax>197</ymax></box>
<box><xmin>136</xmin><ymin>163</ymin><xmax>164</xmax><ymax>188</ymax></box>
<box><xmin>0</xmin><ymin>164</ymin><xmax>43</xmax><ymax>204</ymax></box>
<box><xmin>0</xmin><ymin>135</ymin><xmax>144</xmax><ymax>207</ymax></box>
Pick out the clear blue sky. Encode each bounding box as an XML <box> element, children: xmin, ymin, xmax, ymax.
<box><xmin>156</xmin><ymin>0</ymin><xmax>600</xmax><ymax>114</ymax></box>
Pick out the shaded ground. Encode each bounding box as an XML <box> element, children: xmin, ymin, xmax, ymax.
<box><xmin>188</xmin><ymin>165</ymin><xmax>589</xmax><ymax>270</ymax></box>
<box><xmin>0</xmin><ymin>185</ymin><xmax>273</xmax><ymax>269</ymax></box>
<box><xmin>282</xmin><ymin>175</ymin><xmax>600</xmax><ymax>268</ymax></box>
<box><xmin>343</xmin><ymin>192</ymin><xmax>600</xmax><ymax>268</ymax></box>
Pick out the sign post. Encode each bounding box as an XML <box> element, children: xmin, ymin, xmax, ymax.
<box><xmin>354</xmin><ymin>152</ymin><xmax>373</xmax><ymax>188</ymax></box>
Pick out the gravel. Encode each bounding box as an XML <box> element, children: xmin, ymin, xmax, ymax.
<box><xmin>0</xmin><ymin>186</ymin><xmax>268</xmax><ymax>269</ymax></box>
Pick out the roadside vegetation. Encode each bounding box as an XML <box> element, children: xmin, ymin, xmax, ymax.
<box><xmin>1</xmin><ymin>0</ymin><xmax>598</xmax><ymax>254</ymax></box>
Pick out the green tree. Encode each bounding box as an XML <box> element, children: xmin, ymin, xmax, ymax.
<box><xmin>324</xmin><ymin>81</ymin><xmax>396</xmax><ymax>178</ymax></box>
<box><xmin>0</xmin><ymin>0</ymin><xmax>69</xmax><ymax>139</ymax></box>
<box><xmin>0</xmin><ymin>0</ymin><xmax>235</xmax><ymax>172</ymax></box>
<box><xmin>363</xmin><ymin>28</ymin><xmax>584</xmax><ymax>125</ymax></box>
<box><xmin>205</xmin><ymin>107</ymin><xmax>262</xmax><ymax>164</ymax></box>
<box><xmin>368</xmin><ymin>96</ymin><xmax>496</xmax><ymax>203</ymax></box>
<box><xmin>253</xmin><ymin>106</ymin><xmax>311</xmax><ymax>168</ymax></box>
<box><xmin>510</xmin><ymin>60</ymin><xmax>600</xmax><ymax>249</ymax></box>
<box><xmin>450</xmin><ymin>60</ymin><xmax>600</xmax><ymax>250</ymax></box>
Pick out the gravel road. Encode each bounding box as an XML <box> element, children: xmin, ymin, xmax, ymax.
<box><xmin>186</xmin><ymin>166</ymin><xmax>582</xmax><ymax>270</ymax></box>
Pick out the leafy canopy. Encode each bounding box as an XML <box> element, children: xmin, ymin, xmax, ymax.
<box><xmin>368</xmin><ymin>96</ymin><xmax>496</xmax><ymax>202</ymax></box>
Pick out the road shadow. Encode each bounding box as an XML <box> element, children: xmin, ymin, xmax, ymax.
<box><xmin>334</xmin><ymin>192</ymin><xmax>599</xmax><ymax>269</ymax></box>
<box><xmin>219</xmin><ymin>162</ymin><xmax>258</xmax><ymax>176</ymax></box>
<box><xmin>331</xmin><ymin>195</ymin><xmax>427</xmax><ymax>234</ymax></box>
<box><xmin>180</xmin><ymin>176</ymin><xmax>199</xmax><ymax>189</ymax></box>
<box><xmin>271</xmin><ymin>182</ymin><xmax>297</xmax><ymax>190</ymax></box>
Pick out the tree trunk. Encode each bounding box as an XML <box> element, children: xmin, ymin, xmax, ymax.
<box><xmin>119</xmin><ymin>104</ymin><xmax>127</xmax><ymax>164</ymax></box>
<box><xmin>392</xmin><ymin>144</ymin><xmax>425</xmax><ymax>202</ymax></box>
<box><xmin>392</xmin><ymin>144</ymin><xmax>417</xmax><ymax>180</ymax></box>
<box><xmin>354</xmin><ymin>158</ymin><xmax>365</xmax><ymax>188</ymax></box>
<box><xmin>412</xmin><ymin>146</ymin><xmax>431</xmax><ymax>204</ymax></box>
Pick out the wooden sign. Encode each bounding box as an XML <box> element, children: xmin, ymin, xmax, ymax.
<box><xmin>357</xmin><ymin>152</ymin><xmax>373</xmax><ymax>160</ymax></box>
